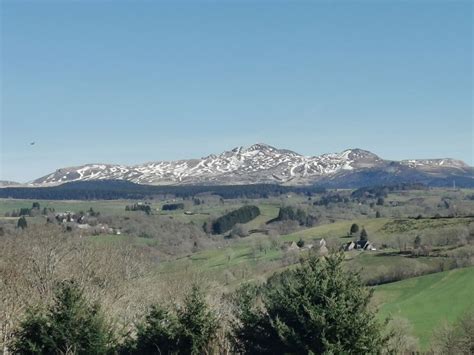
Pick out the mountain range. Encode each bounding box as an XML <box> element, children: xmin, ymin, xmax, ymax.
<box><xmin>28</xmin><ymin>144</ymin><xmax>473</xmax><ymax>188</ymax></box>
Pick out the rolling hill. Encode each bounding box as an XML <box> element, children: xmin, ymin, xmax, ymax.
<box><xmin>374</xmin><ymin>266</ymin><xmax>474</xmax><ymax>348</ymax></box>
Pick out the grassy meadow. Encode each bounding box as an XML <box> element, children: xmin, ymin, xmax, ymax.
<box><xmin>374</xmin><ymin>266</ymin><xmax>474</xmax><ymax>348</ymax></box>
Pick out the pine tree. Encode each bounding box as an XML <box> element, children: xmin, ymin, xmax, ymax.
<box><xmin>10</xmin><ymin>281</ymin><xmax>114</xmax><ymax>354</ymax></box>
<box><xmin>176</xmin><ymin>285</ymin><xmax>219</xmax><ymax>354</ymax></box>
<box><xmin>231</xmin><ymin>254</ymin><xmax>387</xmax><ymax>354</ymax></box>
<box><xmin>125</xmin><ymin>285</ymin><xmax>218</xmax><ymax>355</ymax></box>
<box><xmin>360</xmin><ymin>227</ymin><xmax>368</xmax><ymax>241</ymax></box>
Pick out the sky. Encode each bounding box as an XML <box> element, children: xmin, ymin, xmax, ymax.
<box><xmin>1</xmin><ymin>0</ymin><xmax>472</xmax><ymax>182</ymax></box>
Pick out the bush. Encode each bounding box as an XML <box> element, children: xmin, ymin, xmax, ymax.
<box><xmin>350</xmin><ymin>223</ymin><xmax>359</xmax><ymax>235</ymax></box>
<box><xmin>430</xmin><ymin>310</ymin><xmax>474</xmax><ymax>354</ymax></box>
<box><xmin>231</xmin><ymin>254</ymin><xmax>386</xmax><ymax>353</ymax></box>
<box><xmin>10</xmin><ymin>281</ymin><xmax>114</xmax><ymax>354</ymax></box>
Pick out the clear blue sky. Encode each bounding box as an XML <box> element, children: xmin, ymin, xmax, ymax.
<box><xmin>1</xmin><ymin>0</ymin><xmax>472</xmax><ymax>182</ymax></box>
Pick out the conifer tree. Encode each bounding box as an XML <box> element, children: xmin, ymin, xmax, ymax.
<box><xmin>10</xmin><ymin>281</ymin><xmax>114</xmax><ymax>354</ymax></box>
<box><xmin>231</xmin><ymin>254</ymin><xmax>386</xmax><ymax>354</ymax></box>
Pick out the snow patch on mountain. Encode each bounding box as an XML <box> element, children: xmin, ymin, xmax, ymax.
<box><xmin>30</xmin><ymin>144</ymin><xmax>470</xmax><ymax>186</ymax></box>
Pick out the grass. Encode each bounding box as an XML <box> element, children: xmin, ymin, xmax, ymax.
<box><xmin>0</xmin><ymin>198</ymin><xmax>131</xmax><ymax>215</ymax></box>
<box><xmin>374</xmin><ymin>266</ymin><xmax>474</xmax><ymax>349</ymax></box>
<box><xmin>154</xmin><ymin>216</ymin><xmax>474</xmax><ymax>288</ymax></box>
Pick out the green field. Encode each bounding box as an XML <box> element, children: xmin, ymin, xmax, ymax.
<box><xmin>155</xmin><ymin>216</ymin><xmax>474</xmax><ymax>288</ymax></box>
<box><xmin>0</xmin><ymin>198</ymin><xmax>131</xmax><ymax>215</ymax></box>
<box><xmin>374</xmin><ymin>266</ymin><xmax>474</xmax><ymax>348</ymax></box>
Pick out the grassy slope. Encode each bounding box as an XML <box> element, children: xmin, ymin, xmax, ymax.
<box><xmin>156</xmin><ymin>217</ymin><xmax>474</xmax><ymax>286</ymax></box>
<box><xmin>374</xmin><ymin>266</ymin><xmax>474</xmax><ymax>348</ymax></box>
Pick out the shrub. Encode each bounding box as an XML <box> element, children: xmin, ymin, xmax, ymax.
<box><xmin>296</xmin><ymin>238</ymin><xmax>305</xmax><ymax>248</ymax></box>
<box><xmin>350</xmin><ymin>223</ymin><xmax>359</xmax><ymax>235</ymax></box>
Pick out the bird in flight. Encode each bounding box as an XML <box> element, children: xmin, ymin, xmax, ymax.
<box><xmin>30</xmin><ymin>142</ymin><xmax>35</xmax><ymax>146</ymax></box>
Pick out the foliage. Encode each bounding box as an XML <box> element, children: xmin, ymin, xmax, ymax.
<box><xmin>0</xmin><ymin>180</ymin><xmax>325</xmax><ymax>200</ymax></box>
<box><xmin>162</xmin><ymin>203</ymin><xmax>185</xmax><ymax>211</ymax></box>
<box><xmin>360</xmin><ymin>227</ymin><xmax>368</xmax><ymax>241</ymax></box>
<box><xmin>10</xmin><ymin>280</ymin><xmax>114</xmax><ymax>354</ymax></box>
<box><xmin>350</xmin><ymin>223</ymin><xmax>359</xmax><ymax>235</ymax></box>
<box><xmin>125</xmin><ymin>203</ymin><xmax>151</xmax><ymax>215</ymax></box>
<box><xmin>17</xmin><ymin>216</ymin><xmax>27</xmax><ymax>229</ymax></box>
<box><xmin>274</xmin><ymin>206</ymin><xmax>317</xmax><ymax>227</ymax></box>
<box><xmin>123</xmin><ymin>285</ymin><xmax>218</xmax><ymax>355</ymax></box>
<box><xmin>296</xmin><ymin>238</ymin><xmax>305</xmax><ymax>248</ymax></box>
<box><xmin>211</xmin><ymin>205</ymin><xmax>260</xmax><ymax>234</ymax></box>
<box><xmin>231</xmin><ymin>253</ymin><xmax>387</xmax><ymax>354</ymax></box>
<box><xmin>351</xmin><ymin>183</ymin><xmax>427</xmax><ymax>199</ymax></box>
<box><xmin>313</xmin><ymin>192</ymin><xmax>349</xmax><ymax>206</ymax></box>
<box><xmin>430</xmin><ymin>310</ymin><xmax>474</xmax><ymax>354</ymax></box>
<box><xmin>414</xmin><ymin>235</ymin><xmax>421</xmax><ymax>249</ymax></box>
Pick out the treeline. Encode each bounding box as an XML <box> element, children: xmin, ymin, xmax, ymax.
<box><xmin>210</xmin><ymin>205</ymin><xmax>260</xmax><ymax>234</ymax></box>
<box><xmin>351</xmin><ymin>183</ymin><xmax>427</xmax><ymax>199</ymax></box>
<box><xmin>8</xmin><ymin>254</ymin><xmax>389</xmax><ymax>354</ymax></box>
<box><xmin>4</xmin><ymin>202</ymin><xmax>55</xmax><ymax>217</ymax></box>
<box><xmin>271</xmin><ymin>206</ymin><xmax>317</xmax><ymax>227</ymax></box>
<box><xmin>0</xmin><ymin>180</ymin><xmax>326</xmax><ymax>200</ymax></box>
<box><xmin>162</xmin><ymin>203</ymin><xmax>184</xmax><ymax>211</ymax></box>
<box><xmin>313</xmin><ymin>192</ymin><xmax>350</xmax><ymax>206</ymax></box>
<box><xmin>125</xmin><ymin>203</ymin><xmax>152</xmax><ymax>215</ymax></box>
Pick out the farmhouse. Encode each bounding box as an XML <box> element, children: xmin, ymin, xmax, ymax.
<box><xmin>342</xmin><ymin>240</ymin><xmax>376</xmax><ymax>251</ymax></box>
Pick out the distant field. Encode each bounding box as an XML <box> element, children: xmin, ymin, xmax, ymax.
<box><xmin>0</xmin><ymin>198</ymin><xmax>130</xmax><ymax>215</ymax></box>
<box><xmin>374</xmin><ymin>266</ymin><xmax>474</xmax><ymax>348</ymax></box>
<box><xmin>155</xmin><ymin>216</ymin><xmax>474</xmax><ymax>287</ymax></box>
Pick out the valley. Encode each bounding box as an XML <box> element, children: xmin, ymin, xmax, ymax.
<box><xmin>1</xmin><ymin>185</ymin><xmax>473</xmax><ymax>352</ymax></box>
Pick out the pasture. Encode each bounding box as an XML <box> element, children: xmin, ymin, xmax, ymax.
<box><xmin>374</xmin><ymin>266</ymin><xmax>474</xmax><ymax>348</ymax></box>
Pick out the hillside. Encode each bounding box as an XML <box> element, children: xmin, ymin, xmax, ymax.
<box><xmin>374</xmin><ymin>267</ymin><xmax>474</xmax><ymax>348</ymax></box>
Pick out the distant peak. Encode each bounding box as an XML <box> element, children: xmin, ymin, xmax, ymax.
<box><xmin>341</xmin><ymin>148</ymin><xmax>381</xmax><ymax>159</ymax></box>
<box><xmin>245</xmin><ymin>143</ymin><xmax>278</xmax><ymax>152</ymax></box>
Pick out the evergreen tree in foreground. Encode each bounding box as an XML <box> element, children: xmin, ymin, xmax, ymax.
<box><xmin>11</xmin><ymin>280</ymin><xmax>114</xmax><ymax>354</ymax></box>
<box><xmin>123</xmin><ymin>285</ymin><xmax>219</xmax><ymax>355</ymax></box>
<box><xmin>231</xmin><ymin>253</ymin><xmax>387</xmax><ymax>354</ymax></box>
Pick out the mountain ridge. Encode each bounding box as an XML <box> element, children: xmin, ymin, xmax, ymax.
<box><xmin>29</xmin><ymin>143</ymin><xmax>472</xmax><ymax>187</ymax></box>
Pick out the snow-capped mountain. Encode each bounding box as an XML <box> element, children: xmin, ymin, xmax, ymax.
<box><xmin>30</xmin><ymin>143</ymin><xmax>472</xmax><ymax>187</ymax></box>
